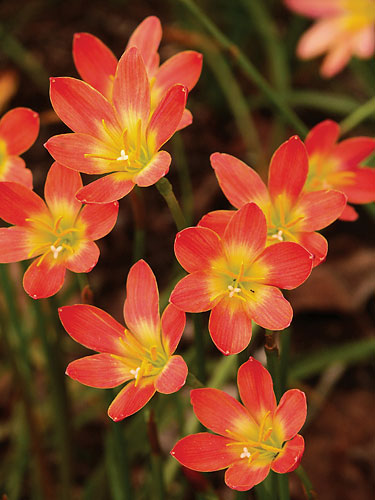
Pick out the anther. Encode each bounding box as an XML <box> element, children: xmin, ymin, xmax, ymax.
<box><xmin>228</xmin><ymin>285</ymin><xmax>241</xmax><ymax>298</ymax></box>
<box><xmin>240</xmin><ymin>447</ymin><xmax>251</xmax><ymax>459</ymax></box>
<box><xmin>271</xmin><ymin>229</ymin><xmax>284</xmax><ymax>241</ymax></box>
<box><xmin>50</xmin><ymin>245</ymin><xmax>63</xmax><ymax>259</ymax></box>
<box><xmin>116</xmin><ymin>149</ymin><xmax>129</xmax><ymax>161</ymax></box>
<box><xmin>130</xmin><ymin>367</ymin><xmax>140</xmax><ymax>380</ymax></box>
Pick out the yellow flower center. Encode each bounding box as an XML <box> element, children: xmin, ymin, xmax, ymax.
<box><xmin>305</xmin><ymin>153</ymin><xmax>356</xmax><ymax>191</ymax></box>
<box><xmin>340</xmin><ymin>0</ymin><xmax>375</xmax><ymax>31</ymax></box>
<box><xmin>266</xmin><ymin>195</ymin><xmax>304</xmax><ymax>244</ymax></box>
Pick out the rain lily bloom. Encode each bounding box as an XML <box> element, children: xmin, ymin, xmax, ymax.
<box><xmin>0</xmin><ymin>162</ymin><xmax>118</xmax><ymax>298</ymax></box>
<box><xmin>285</xmin><ymin>0</ymin><xmax>375</xmax><ymax>77</ymax></box>
<box><xmin>304</xmin><ymin>120</ymin><xmax>375</xmax><ymax>221</ymax></box>
<box><xmin>203</xmin><ymin>136</ymin><xmax>346</xmax><ymax>267</ymax></box>
<box><xmin>0</xmin><ymin>107</ymin><xmax>39</xmax><ymax>188</ymax></box>
<box><xmin>60</xmin><ymin>259</ymin><xmax>187</xmax><ymax>421</ymax></box>
<box><xmin>72</xmin><ymin>16</ymin><xmax>203</xmax><ymax>130</ymax></box>
<box><xmin>45</xmin><ymin>46</ymin><xmax>188</xmax><ymax>204</ymax></box>
<box><xmin>170</xmin><ymin>202</ymin><xmax>312</xmax><ymax>355</ymax></box>
<box><xmin>171</xmin><ymin>357</ymin><xmax>307</xmax><ymax>491</ymax></box>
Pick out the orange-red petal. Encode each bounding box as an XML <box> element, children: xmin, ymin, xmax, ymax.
<box><xmin>161</xmin><ymin>303</ymin><xmax>186</xmax><ymax>355</ymax></box>
<box><xmin>0</xmin><ymin>156</ymin><xmax>32</xmax><ymax>188</ymax></box>
<box><xmin>65</xmin><ymin>240</ymin><xmax>99</xmax><ymax>273</ymax></box>
<box><xmin>155</xmin><ymin>355</ymin><xmax>187</xmax><ymax>394</ymax></box>
<box><xmin>171</xmin><ymin>433</ymin><xmax>234</xmax><ymax>472</ymax></box>
<box><xmin>274</xmin><ymin>389</ymin><xmax>307</xmax><ymax>441</ymax></box>
<box><xmin>0</xmin><ymin>107</ymin><xmax>39</xmax><ymax>155</ymax></box>
<box><xmin>198</xmin><ymin>210</ymin><xmax>235</xmax><ymax>238</ymax></box>
<box><xmin>334</xmin><ymin>137</ymin><xmax>375</xmax><ymax>169</ymax></box>
<box><xmin>123</xmin><ymin>259</ymin><xmax>160</xmax><ymax>340</ymax></box>
<box><xmin>211</xmin><ymin>153</ymin><xmax>269</xmax><ymax>209</ymax></box>
<box><xmin>341</xmin><ymin>167</ymin><xmax>375</xmax><ymax>204</ymax></box>
<box><xmin>66</xmin><ymin>353</ymin><xmax>132</xmax><ymax>388</ymax></box>
<box><xmin>154</xmin><ymin>51</ymin><xmax>203</xmax><ymax>95</ymax></box>
<box><xmin>44</xmin><ymin>162</ymin><xmax>82</xmax><ymax>216</ymax></box>
<box><xmin>174</xmin><ymin>226</ymin><xmax>223</xmax><ymax>273</ymax></box>
<box><xmin>23</xmin><ymin>257</ymin><xmax>66</xmax><ymax>299</ymax></box>
<box><xmin>305</xmin><ymin>120</ymin><xmax>340</xmax><ymax>156</ymax></box>
<box><xmin>225</xmin><ymin>462</ymin><xmax>271</xmax><ymax>491</ymax></box>
<box><xmin>134</xmin><ymin>150</ymin><xmax>171</xmax><ymax>187</ymax></box>
<box><xmin>108</xmin><ymin>380</ymin><xmax>156</xmax><ymax>421</ymax></box>
<box><xmin>244</xmin><ymin>286</ymin><xmax>293</xmax><ymax>331</ymax></box>
<box><xmin>298</xmin><ymin>231</ymin><xmax>328</xmax><ymax>267</ymax></box>
<box><xmin>0</xmin><ymin>181</ymin><xmax>46</xmax><ymax>226</ymax></box>
<box><xmin>58</xmin><ymin>304</ymin><xmax>126</xmax><ymax>356</ymax></box>
<box><xmin>191</xmin><ymin>388</ymin><xmax>252</xmax><ymax>437</ymax></box>
<box><xmin>237</xmin><ymin>357</ymin><xmax>276</xmax><ymax>421</ymax></box>
<box><xmin>73</xmin><ymin>32</ymin><xmax>117</xmax><ymax>99</ymax></box>
<box><xmin>75</xmin><ymin>173</ymin><xmax>135</xmax><ymax>204</ymax></box>
<box><xmin>271</xmin><ymin>434</ymin><xmax>305</xmax><ymax>473</ymax></box>
<box><xmin>78</xmin><ymin>201</ymin><xmax>119</xmax><ymax>240</ymax></box>
<box><xmin>176</xmin><ymin>109</ymin><xmax>193</xmax><ymax>131</ymax></box>
<box><xmin>0</xmin><ymin>227</ymin><xmax>32</xmax><ymax>262</ymax></box>
<box><xmin>126</xmin><ymin>16</ymin><xmax>162</xmax><ymax>76</ymax></box>
<box><xmin>339</xmin><ymin>204</ymin><xmax>358</xmax><ymax>221</ymax></box>
<box><xmin>209</xmin><ymin>297</ymin><xmax>252</xmax><ymax>355</ymax></box>
<box><xmin>268</xmin><ymin>136</ymin><xmax>308</xmax><ymax>205</ymax></box>
<box><xmin>170</xmin><ymin>271</ymin><xmax>218</xmax><ymax>313</ymax></box>
<box><xmin>297</xmin><ymin>189</ymin><xmax>346</xmax><ymax>231</ymax></box>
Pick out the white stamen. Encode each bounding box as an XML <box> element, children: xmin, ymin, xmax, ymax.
<box><xmin>271</xmin><ymin>229</ymin><xmax>284</xmax><ymax>241</ymax></box>
<box><xmin>116</xmin><ymin>149</ymin><xmax>129</xmax><ymax>161</ymax></box>
<box><xmin>228</xmin><ymin>285</ymin><xmax>241</xmax><ymax>298</ymax></box>
<box><xmin>50</xmin><ymin>245</ymin><xmax>63</xmax><ymax>259</ymax></box>
<box><xmin>240</xmin><ymin>447</ymin><xmax>251</xmax><ymax>459</ymax></box>
<box><xmin>130</xmin><ymin>367</ymin><xmax>140</xmax><ymax>380</ymax></box>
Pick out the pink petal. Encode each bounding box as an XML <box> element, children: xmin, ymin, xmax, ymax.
<box><xmin>49</xmin><ymin>77</ymin><xmax>120</xmax><ymax>139</ymax></box>
<box><xmin>123</xmin><ymin>259</ymin><xmax>160</xmax><ymax>340</ymax></box>
<box><xmin>237</xmin><ymin>357</ymin><xmax>276</xmax><ymax>421</ymax></box>
<box><xmin>320</xmin><ymin>42</ymin><xmax>353</xmax><ymax>78</ymax></box>
<box><xmin>112</xmin><ymin>47</ymin><xmax>150</xmax><ymax>131</ymax></box>
<box><xmin>254</xmin><ymin>242</ymin><xmax>312</xmax><ymax>289</ymax></box>
<box><xmin>191</xmin><ymin>388</ymin><xmax>253</xmax><ymax>437</ymax></box>
<box><xmin>225</xmin><ymin>462</ymin><xmax>271</xmax><ymax>491</ymax></box>
<box><xmin>245</xmin><ymin>285</ymin><xmax>293</xmax><ymax>331</ymax></box>
<box><xmin>73</xmin><ymin>32</ymin><xmax>117</xmax><ymax>99</ymax></box>
<box><xmin>0</xmin><ymin>182</ymin><xmax>46</xmax><ymax>226</ymax></box>
<box><xmin>161</xmin><ymin>303</ymin><xmax>186</xmax><ymax>354</ymax></box>
<box><xmin>77</xmin><ymin>201</ymin><xmax>119</xmax><ymax>240</ymax></box>
<box><xmin>58</xmin><ymin>304</ymin><xmax>126</xmax><ymax>356</ymax></box>
<box><xmin>305</xmin><ymin>120</ymin><xmax>340</xmax><ymax>156</ymax></box>
<box><xmin>298</xmin><ymin>189</ymin><xmax>346</xmax><ymax>230</ymax></box>
<box><xmin>209</xmin><ymin>297</ymin><xmax>252</xmax><ymax>355</ymax></box>
<box><xmin>334</xmin><ymin>137</ymin><xmax>375</xmax><ymax>170</ymax></box>
<box><xmin>154</xmin><ymin>51</ymin><xmax>203</xmax><ymax>96</ymax></box>
<box><xmin>0</xmin><ymin>156</ymin><xmax>33</xmax><ymax>188</ymax></box>
<box><xmin>284</xmin><ymin>0</ymin><xmax>342</xmax><ymax>18</ymax></box>
<box><xmin>170</xmin><ymin>271</ymin><xmax>216</xmax><ymax>313</ymax></box>
<box><xmin>223</xmin><ymin>203</ymin><xmax>267</xmax><ymax>263</ymax></box>
<box><xmin>108</xmin><ymin>380</ymin><xmax>156</xmax><ymax>421</ymax></box>
<box><xmin>126</xmin><ymin>16</ymin><xmax>162</xmax><ymax>76</ymax></box>
<box><xmin>0</xmin><ymin>227</ymin><xmax>32</xmax><ymax>262</ymax></box>
<box><xmin>44</xmin><ymin>162</ymin><xmax>82</xmax><ymax>216</ymax></box>
<box><xmin>271</xmin><ymin>434</ymin><xmax>305</xmax><ymax>473</ymax></box>
<box><xmin>298</xmin><ymin>231</ymin><xmax>328</xmax><ymax>267</ymax></box>
<box><xmin>133</xmin><ymin>150</ymin><xmax>171</xmax><ymax>187</ymax></box>
<box><xmin>147</xmin><ymin>84</ymin><xmax>187</xmax><ymax>151</ymax></box>
<box><xmin>45</xmin><ymin>133</ymin><xmax>118</xmax><ymax>174</ymax></box>
<box><xmin>339</xmin><ymin>204</ymin><xmax>358</xmax><ymax>221</ymax></box>
<box><xmin>23</xmin><ymin>257</ymin><xmax>66</xmax><ymax>299</ymax></box>
<box><xmin>0</xmin><ymin>107</ymin><xmax>39</xmax><ymax>155</ymax></box>
<box><xmin>274</xmin><ymin>389</ymin><xmax>307</xmax><ymax>441</ymax></box>
<box><xmin>297</xmin><ymin>19</ymin><xmax>342</xmax><ymax>59</ymax></box>
<box><xmin>171</xmin><ymin>433</ymin><xmax>235</xmax><ymax>472</ymax></box>
<box><xmin>198</xmin><ymin>210</ymin><xmax>235</xmax><ymax>238</ymax></box>
<box><xmin>268</xmin><ymin>136</ymin><xmax>308</xmax><ymax>205</ymax></box>
<box><xmin>155</xmin><ymin>355</ymin><xmax>187</xmax><ymax>394</ymax></box>
<box><xmin>64</xmin><ymin>240</ymin><xmax>99</xmax><ymax>273</ymax></box>
<box><xmin>174</xmin><ymin>226</ymin><xmax>223</xmax><ymax>273</ymax></box>
<box><xmin>353</xmin><ymin>25</ymin><xmax>375</xmax><ymax>58</ymax></box>
<box><xmin>76</xmin><ymin>173</ymin><xmax>135</xmax><ymax>204</ymax></box>
<box><xmin>211</xmin><ymin>153</ymin><xmax>269</xmax><ymax>209</ymax></box>
<box><xmin>66</xmin><ymin>353</ymin><xmax>132</xmax><ymax>388</ymax></box>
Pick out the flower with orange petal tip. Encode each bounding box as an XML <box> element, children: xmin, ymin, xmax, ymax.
<box><xmin>45</xmin><ymin>46</ymin><xmax>188</xmax><ymax>204</ymax></box>
<box><xmin>171</xmin><ymin>357</ymin><xmax>307</xmax><ymax>491</ymax></box>
<box><xmin>60</xmin><ymin>259</ymin><xmax>188</xmax><ymax>421</ymax></box>
<box><xmin>304</xmin><ymin>120</ymin><xmax>375</xmax><ymax>221</ymax></box>
<box><xmin>284</xmin><ymin>0</ymin><xmax>375</xmax><ymax>77</ymax></box>
<box><xmin>0</xmin><ymin>162</ymin><xmax>118</xmax><ymax>299</ymax></box>
<box><xmin>203</xmin><ymin>136</ymin><xmax>346</xmax><ymax>268</ymax></box>
<box><xmin>170</xmin><ymin>202</ymin><xmax>312</xmax><ymax>355</ymax></box>
<box><xmin>72</xmin><ymin>16</ymin><xmax>202</xmax><ymax>131</ymax></box>
<box><xmin>0</xmin><ymin>107</ymin><xmax>39</xmax><ymax>188</ymax></box>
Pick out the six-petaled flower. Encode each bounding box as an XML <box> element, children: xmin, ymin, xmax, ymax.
<box><xmin>171</xmin><ymin>357</ymin><xmax>307</xmax><ymax>491</ymax></box>
<box><xmin>0</xmin><ymin>162</ymin><xmax>118</xmax><ymax>298</ymax></box>
<box><xmin>60</xmin><ymin>259</ymin><xmax>188</xmax><ymax>421</ymax></box>
<box><xmin>170</xmin><ymin>202</ymin><xmax>313</xmax><ymax>355</ymax></box>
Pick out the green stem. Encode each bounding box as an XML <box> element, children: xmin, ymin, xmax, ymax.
<box><xmin>171</xmin><ymin>134</ymin><xmax>194</xmax><ymax>226</ymax></box>
<box><xmin>177</xmin><ymin>0</ymin><xmax>308</xmax><ymax>136</ymax></box>
<box><xmin>155</xmin><ymin>177</ymin><xmax>187</xmax><ymax>231</ymax></box>
<box><xmin>129</xmin><ymin>188</ymin><xmax>146</xmax><ymax>263</ymax></box>
<box><xmin>265</xmin><ymin>330</ymin><xmax>281</xmax><ymax>401</ymax></box>
<box><xmin>193</xmin><ymin>314</ymin><xmax>206</xmax><ymax>383</ymax></box>
<box><xmin>294</xmin><ymin>466</ymin><xmax>317</xmax><ymax>499</ymax></box>
<box><xmin>279</xmin><ymin>329</ymin><xmax>291</xmax><ymax>394</ymax></box>
<box><xmin>146</xmin><ymin>407</ymin><xmax>165</xmax><ymax>500</ymax></box>
<box><xmin>278</xmin><ymin>472</ymin><xmax>291</xmax><ymax>500</ymax></box>
<box><xmin>186</xmin><ymin>371</ymin><xmax>204</xmax><ymax>389</ymax></box>
<box><xmin>339</xmin><ymin>97</ymin><xmax>375</xmax><ymax>135</ymax></box>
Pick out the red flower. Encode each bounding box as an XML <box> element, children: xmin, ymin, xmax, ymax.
<box><xmin>60</xmin><ymin>259</ymin><xmax>187</xmax><ymax>421</ymax></box>
<box><xmin>0</xmin><ymin>162</ymin><xmax>118</xmax><ymax>298</ymax></box>
<box><xmin>72</xmin><ymin>16</ymin><xmax>202</xmax><ymax>130</ymax></box>
<box><xmin>203</xmin><ymin>136</ymin><xmax>346</xmax><ymax>267</ymax></box>
<box><xmin>170</xmin><ymin>202</ymin><xmax>312</xmax><ymax>355</ymax></box>
<box><xmin>0</xmin><ymin>107</ymin><xmax>39</xmax><ymax>188</ymax></box>
<box><xmin>45</xmin><ymin>47</ymin><xmax>188</xmax><ymax>204</ymax></box>
<box><xmin>171</xmin><ymin>357</ymin><xmax>307</xmax><ymax>491</ymax></box>
<box><xmin>304</xmin><ymin>120</ymin><xmax>375</xmax><ymax>221</ymax></box>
